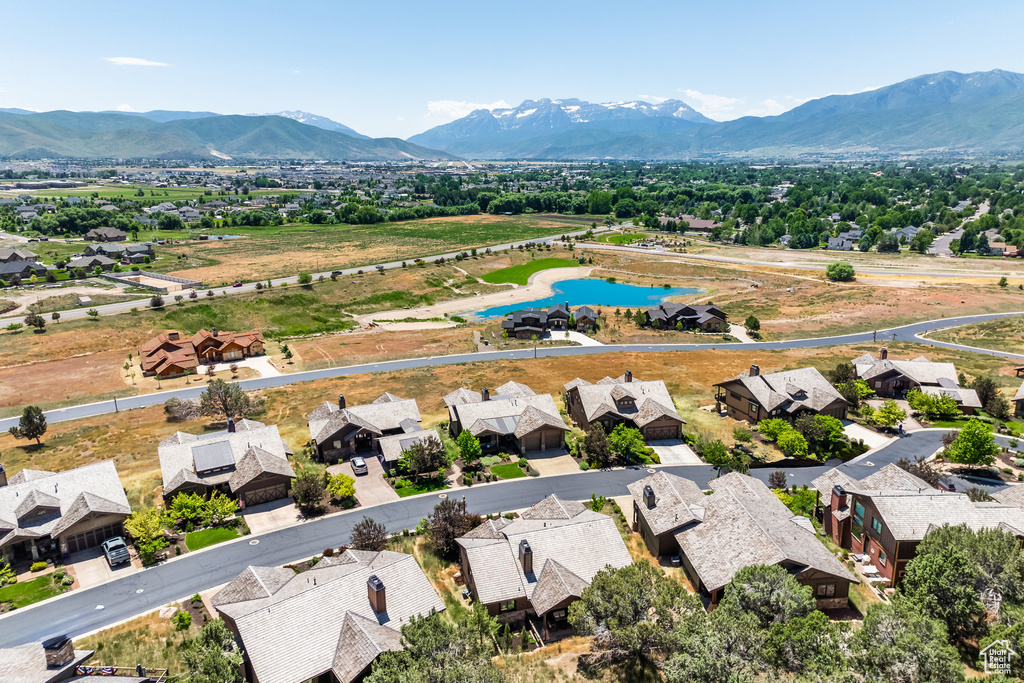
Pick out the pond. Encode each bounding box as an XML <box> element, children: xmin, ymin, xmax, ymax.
<box><xmin>470</xmin><ymin>278</ymin><xmax>702</xmax><ymax>320</ymax></box>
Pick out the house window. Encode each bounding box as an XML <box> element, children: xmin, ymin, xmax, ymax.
<box><xmin>874</xmin><ymin>380</ymin><xmax>882</xmax><ymax>389</ymax></box>
<box><xmin>871</xmin><ymin>518</ymin><xmax>882</xmax><ymax>534</ymax></box>
<box><xmin>816</xmin><ymin>584</ymin><xmax>836</xmax><ymax>597</ymax></box>
<box><xmin>852</xmin><ymin>502</ymin><xmax>865</xmax><ymax>540</ymax></box>
<box><xmin>499</xmin><ymin>600</ymin><xmax>516</xmax><ymax>613</ymax></box>
<box><xmin>878</xmin><ymin>550</ymin><xmax>887</xmax><ymax>566</ymax></box>
<box><xmin>729</xmin><ymin>391</ymin><xmax>740</xmax><ymax>400</ymax></box>
<box><xmin>748</xmin><ymin>400</ymin><xmax>759</xmax><ymax>415</ymax></box>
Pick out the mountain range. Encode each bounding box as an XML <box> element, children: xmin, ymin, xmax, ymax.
<box><xmin>0</xmin><ymin>110</ymin><xmax>445</xmax><ymax>161</ymax></box>
<box><xmin>409</xmin><ymin>70</ymin><xmax>1024</xmax><ymax>159</ymax></box>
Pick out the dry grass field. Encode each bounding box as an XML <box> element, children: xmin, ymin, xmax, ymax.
<box><xmin>925</xmin><ymin>314</ymin><xmax>1024</xmax><ymax>355</ymax></box>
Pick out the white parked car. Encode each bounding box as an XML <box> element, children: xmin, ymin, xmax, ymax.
<box><xmin>351</xmin><ymin>456</ymin><xmax>368</xmax><ymax>475</ymax></box>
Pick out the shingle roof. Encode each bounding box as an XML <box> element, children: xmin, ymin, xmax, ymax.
<box><xmin>530</xmin><ymin>559</ymin><xmax>590</xmax><ymax>616</ymax></box>
<box><xmin>627</xmin><ymin>471</ymin><xmax>706</xmax><ymax>536</ymax></box>
<box><xmin>228</xmin><ymin>445</ymin><xmax>296</xmax><ymax>492</ymax></box>
<box><xmin>456</xmin><ymin>494</ymin><xmax>631</xmax><ymax>609</ymax></box>
<box><xmin>863</xmin><ymin>491</ymin><xmax>1024</xmax><ymax>541</ymax></box>
<box><xmin>568</xmin><ymin>378</ymin><xmax>683</xmax><ymax>426</ymax></box>
<box><xmin>716</xmin><ymin>367</ymin><xmax>846</xmax><ymax>416</ymax></box>
<box><xmin>812</xmin><ymin>463</ymin><xmax>932</xmax><ymax>506</ymax></box>
<box><xmin>854</xmin><ymin>354</ymin><xmax>959</xmax><ymax>387</ymax></box>
<box><xmin>330</xmin><ymin>612</ymin><xmax>404</xmax><ymax>683</ymax></box>
<box><xmin>0</xmin><ymin>642</ymin><xmax>95</xmax><ymax>683</ymax></box>
<box><xmin>1014</xmin><ymin>379</ymin><xmax>1024</xmax><ymax>403</ymax></box>
<box><xmin>308</xmin><ymin>395</ymin><xmax>420</xmax><ymax>445</ymax></box>
<box><xmin>453</xmin><ymin>394</ymin><xmax>565</xmax><ymax>438</ymax></box>
<box><xmin>920</xmin><ymin>386</ymin><xmax>982</xmax><ymax>409</ymax></box>
<box><xmin>674</xmin><ymin>473</ymin><xmax>855</xmax><ymax>593</ymax></box>
<box><xmin>375</xmin><ymin>430</ymin><xmax>440</xmax><ymax>464</ymax></box>
<box><xmin>212</xmin><ymin>550</ymin><xmax>443</xmax><ymax>683</ymax></box>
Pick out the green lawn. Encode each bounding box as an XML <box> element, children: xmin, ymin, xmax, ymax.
<box><xmin>480</xmin><ymin>258</ymin><xmax>579</xmax><ymax>285</ymax></box>
<box><xmin>489</xmin><ymin>463</ymin><xmax>527</xmax><ymax>479</ymax></box>
<box><xmin>395</xmin><ymin>477</ymin><xmax>450</xmax><ymax>498</ymax></box>
<box><xmin>0</xmin><ymin>575</ymin><xmax>64</xmax><ymax>608</ymax></box>
<box><xmin>185</xmin><ymin>526</ymin><xmax>241</xmax><ymax>551</ymax></box>
<box><xmin>596</xmin><ymin>233</ymin><xmax>649</xmax><ymax>245</ymax></box>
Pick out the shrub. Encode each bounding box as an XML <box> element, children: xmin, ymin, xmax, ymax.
<box><xmin>732</xmin><ymin>426</ymin><xmax>753</xmax><ymax>443</ymax></box>
<box><xmin>825</xmin><ymin>261</ymin><xmax>855</xmax><ymax>282</ymax></box>
<box><xmin>758</xmin><ymin>418</ymin><xmax>790</xmax><ymax>441</ymax></box>
<box><xmin>579</xmin><ymin>460</ymin><xmax>590</xmax><ymax>471</ymax></box>
<box><xmin>30</xmin><ymin>561</ymin><xmax>47</xmax><ymax>572</ymax></box>
<box><xmin>173</xmin><ymin>611</ymin><xmax>192</xmax><ymax>631</ymax></box>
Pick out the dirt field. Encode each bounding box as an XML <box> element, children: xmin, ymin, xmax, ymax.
<box><xmin>0</xmin><ymin>349</ymin><xmax>132</xmax><ymax>411</ymax></box>
<box><xmin>289</xmin><ymin>327</ymin><xmax>477</xmax><ymax>368</ymax></box>
<box><xmin>2</xmin><ymin>341</ymin><xmax>1012</xmax><ymax>507</ymax></box>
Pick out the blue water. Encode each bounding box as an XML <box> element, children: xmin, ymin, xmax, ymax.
<box><xmin>471</xmin><ymin>278</ymin><xmax>702</xmax><ymax>320</ymax></box>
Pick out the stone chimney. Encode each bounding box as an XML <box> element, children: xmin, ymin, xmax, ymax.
<box><xmin>367</xmin><ymin>574</ymin><xmax>386</xmax><ymax>614</ymax></box>
<box><xmin>481</xmin><ymin>387</ymin><xmax>490</xmax><ymax>401</ymax></box>
<box><xmin>643</xmin><ymin>484</ymin><xmax>656</xmax><ymax>508</ymax></box>
<box><xmin>519</xmin><ymin>539</ymin><xmax>533</xmax><ymax>575</ymax></box>
<box><xmin>624</xmin><ymin>369</ymin><xmax>632</xmax><ymax>383</ymax></box>
<box><xmin>167</xmin><ymin>331</ymin><xmax>180</xmax><ymax>341</ymax></box>
<box><xmin>749</xmin><ymin>364</ymin><xmax>760</xmax><ymax>377</ymax></box>
<box><xmin>211</xmin><ymin>327</ymin><xmax>218</xmax><ymax>337</ymax></box>
<box><xmin>880</xmin><ymin>347</ymin><xmax>888</xmax><ymax>360</ymax></box>
<box><xmin>832</xmin><ymin>485</ymin><xmax>848</xmax><ymax>510</ymax></box>
<box><xmin>227</xmin><ymin>417</ymin><xmax>236</xmax><ymax>433</ymax></box>
<box><xmin>42</xmin><ymin>635</ymin><xmax>74</xmax><ymax>668</ymax></box>
<box><xmin>0</xmin><ymin>463</ymin><xmax>6</xmax><ymax>488</ymax></box>
<box><xmin>338</xmin><ymin>394</ymin><xmax>346</xmax><ymax>409</ymax></box>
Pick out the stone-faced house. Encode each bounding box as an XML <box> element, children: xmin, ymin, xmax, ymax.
<box><xmin>308</xmin><ymin>393</ymin><xmax>422</xmax><ymax>463</ymax></box>
<box><xmin>212</xmin><ymin>549</ymin><xmax>445</xmax><ymax>683</ymax></box>
<box><xmin>652</xmin><ymin>472</ymin><xmax>857</xmax><ymax>608</ymax></box>
<box><xmin>714</xmin><ymin>365</ymin><xmax>848</xmax><ymax>424</ymax></box>
<box><xmin>159</xmin><ymin>418</ymin><xmax>295</xmax><ymax>507</ymax></box>
<box><xmin>456</xmin><ymin>494</ymin><xmax>632</xmax><ymax>639</ymax></box>
<box><xmin>814</xmin><ymin>464</ymin><xmax>1024</xmax><ymax>586</ymax></box>
<box><xmin>444</xmin><ymin>382</ymin><xmax>568</xmax><ymax>455</ymax></box>
<box><xmin>0</xmin><ymin>460</ymin><xmax>131</xmax><ymax>563</ymax></box>
<box><xmin>563</xmin><ymin>371</ymin><xmax>684</xmax><ymax>441</ymax></box>
<box><xmin>645</xmin><ymin>303</ymin><xmax>727</xmax><ymax>332</ymax></box>
<box><xmin>852</xmin><ymin>349</ymin><xmax>968</xmax><ymax>400</ymax></box>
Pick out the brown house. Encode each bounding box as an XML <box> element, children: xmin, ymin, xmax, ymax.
<box><xmin>456</xmin><ymin>494</ymin><xmax>632</xmax><ymax>640</ymax></box>
<box><xmin>445</xmin><ymin>381</ymin><xmax>568</xmax><ymax>455</ymax></box>
<box><xmin>657</xmin><ymin>472</ymin><xmax>856</xmax><ymax>608</ymax></box>
<box><xmin>564</xmin><ymin>371</ymin><xmax>684</xmax><ymax>441</ymax></box>
<box><xmin>645</xmin><ymin>303</ymin><xmax>727</xmax><ymax>332</ymax></box>
<box><xmin>84</xmin><ymin>226</ymin><xmax>127</xmax><ymax>242</ymax></box>
<box><xmin>714</xmin><ymin>365</ymin><xmax>847</xmax><ymax>424</ymax></box>
<box><xmin>308</xmin><ymin>393</ymin><xmax>422</xmax><ymax>464</ymax></box>
<box><xmin>1015</xmin><ymin>379</ymin><xmax>1024</xmax><ymax>418</ymax></box>
<box><xmin>852</xmin><ymin>349</ymin><xmax>965</xmax><ymax>399</ymax></box>
<box><xmin>139</xmin><ymin>328</ymin><xmax>265</xmax><ymax>378</ymax></box>
<box><xmin>814</xmin><ymin>464</ymin><xmax>1024</xmax><ymax>586</ymax></box>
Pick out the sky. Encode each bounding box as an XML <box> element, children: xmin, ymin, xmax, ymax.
<box><xmin>2</xmin><ymin>0</ymin><xmax>1023</xmax><ymax>139</ymax></box>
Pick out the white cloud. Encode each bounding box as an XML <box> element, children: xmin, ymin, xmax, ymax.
<box><xmin>396</xmin><ymin>116</ymin><xmax>405</xmax><ymax>121</ymax></box>
<box><xmin>680</xmin><ymin>89</ymin><xmax>743</xmax><ymax>120</ymax></box>
<box><xmin>104</xmin><ymin>57</ymin><xmax>169</xmax><ymax>67</ymax></box>
<box><xmin>638</xmin><ymin>94</ymin><xmax>669</xmax><ymax>104</ymax></box>
<box><xmin>115</xmin><ymin>104</ymin><xmax>135</xmax><ymax>112</ymax></box>
<box><xmin>424</xmin><ymin>99</ymin><xmax>512</xmax><ymax>123</ymax></box>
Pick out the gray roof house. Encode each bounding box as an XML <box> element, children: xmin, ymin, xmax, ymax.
<box><xmin>0</xmin><ymin>248</ymin><xmax>38</xmax><ymax>263</ymax></box>
<box><xmin>158</xmin><ymin>418</ymin><xmax>295</xmax><ymax>507</ymax></box>
<box><xmin>68</xmin><ymin>255</ymin><xmax>116</xmax><ymax>272</ymax></box>
<box><xmin>644</xmin><ymin>303</ymin><xmax>727</xmax><ymax>332</ymax></box>
<box><xmin>308</xmin><ymin>393</ymin><xmax>422</xmax><ymax>464</ymax></box>
<box><xmin>212</xmin><ymin>549</ymin><xmax>444</xmax><ymax>683</ymax></box>
<box><xmin>627</xmin><ymin>471</ymin><xmax>706</xmax><ymax>556</ymax></box>
<box><xmin>671</xmin><ymin>472</ymin><xmax>857</xmax><ymax>607</ymax></box>
<box><xmin>0</xmin><ymin>460</ymin><xmax>131</xmax><ymax>562</ymax></box>
<box><xmin>853</xmin><ymin>349</ymin><xmax>975</xmax><ymax>409</ymax></box>
<box><xmin>445</xmin><ymin>382</ymin><xmax>567</xmax><ymax>455</ymax></box>
<box><xmin>456</xmin><ymin>494</ymin><xmax>632</xmax><ymax>638</ymax></box>
<box><xmin>714</xmin><ymin>364</ymin><xmax>848</xmax><ymax>424</ymax></box>
<box><xmin>826</xmin><ymin>236</ymin><xmax>854</xmax><ymax>251</ymax></box>
<box><xmin>564</xmin><ymin>371</ymin><xmax>684</xmax><ymax>441</ymax></box>
<box><xmin>0</xmin><ymin>260</ymin><xmax>47</xmax><ymax>279</ymax></box>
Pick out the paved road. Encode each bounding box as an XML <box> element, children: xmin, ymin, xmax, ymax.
<box><xmin>6</xmin><ymin>310</ymin><xmax>1023</xmax><ymax>432</ymax></box>
<box><xmin>0</xmin><ymin>428</ymin><xmax>955</xmax><ymax>647</ymax></box>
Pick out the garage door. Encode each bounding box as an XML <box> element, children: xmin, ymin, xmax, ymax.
<box><xmin>644</xmin><ymin>425</ymin><xmax>679</xmax><ymax>440</ymax></box>
<box><xmin>523</xmin><ymin>433</ymin><xmax>542</xmax><ymax>452</ymax></box>
<box><xmin>65</xmin><ymin>522</ymin><xmax>123</xmax><ymax>554</ymax></box>
<box><xmin>243</xmin><ymin>484</ymin><xmax>288</xmax><ymax>507</ymax></box>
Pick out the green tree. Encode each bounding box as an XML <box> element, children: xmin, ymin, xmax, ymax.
<box><xmin>204</xmin><ymin>491</ymin><xmax>239</xmax><ymax>526</ymax></box>
<box><xmin>292</xmin><ymin>470</ymin><xmax>326</xmax><ymax>515</ymax></box>
<box><xmin>123</xmin><ymin>507</ymin><xmax>169</xmax><ymax>565</ymax></box>
<box><xmin>349</xmin><ymin>516</ymin><xmax>389</xmax><ymax>551</ymax></box>
<box><xmin>199</xmin><ymin>379</ymin><xmax>262</xmax><ymax>421</ymax></box>
<box><xmin>297</xmin><ymin>271</ymin><xmax>313</xmax><ymax>286</ymax></box>
<box><xmin>762</xmin><ymin>609</ymin><xmax>847</xmax><ymax>677</ymax></box>
<box><xmin>150</xmin><ymin>294</ymin><xmax>164</xmax><ymax>308</ymax></box>
<box><xmin>757</xmin><ymin>418</ymin><xmax>790</xmax><ymax>441</ymax></box>
<box><xmin>23</xmin><ymin>313</ymin><xmax>45</xmax><ymax>332</ymax></box>
<box><xmin>326</xmin><ymin>472</ymin><xmax>356</xmax><ymax>504</ymax></box>
<box><xmin>825</xmin><ymin>261</ymin><xmax>855</xmax><ymax>282</ymax></box>
<box><xmin>182</xmin><ymin>619</ymin><xmax>243</xmax><ymax>683</ymax></box>
<box><xmin>744</xmin><ymin>314</ymin><xmax>760</xmax><ymax>332</ymax></box>
<box><xmin>608</xmin><ymin>424</ymin><xmax>653</xmax><ymax>463</ymax></box>
<box><xmin>946</xmin><ymin>419</ymin><xmax>1000</xmax><ymax>466</ymax></box>
<box><xmin>87</xmin><ymin>308</ymin><xmax>100</xmax><ymax>319</ymax></box>
<box><xmin>873</xmin><ymin>399</ymin><xmax>907</xmax><ymax>427</ymax></box>
<box><xmin>851</xmin><ymin>602</ymin><xmax>964</xmax><ymax>683</ymax></box>
<box><xmin>901</xmin><ymin>546</ymin><xmax>985</xmax><ymax>641</ymax></box>
<box><xmin>909</xmin><ymin>230</ymin><xmax>935</xmax><ymax>254</ymax></box>
<box><xmin>632</xmin><ymin>309</ymin><xmax>647</xmax><ymax>327</ymax></box>
<box><xmin>455</xmin><ymin>430</ymin><xmax>482</xmax><ymax>466</ymax></box>
<box><xmin>717</xmin><ymin>564</ymin><xmax>815</xmax><ymax>629</ymax></box>
<box><xmin>366</xmin><ymin>612</ymin><xmax>503</xmax><ymax>682</ymax></box>
<box><xmin>9</xmin><ymin>405</ymin><xmax>47</xmax><ymax>444</ymax></box>
<box><xmin>582</xmin><ymin>423</ymin><xmax>614</xmax><ymax>467</ymax></box>
<box><xmin>399</xmin><ymin>436</ymin><xmax>449</xmax><ymax>479</ymax></box>
<box><xmin>168</xmin><ymin>492</ymin><xmax>207</xmax><ymax>527</ymax></box>
<box><xmin>777</xmin><ymin>430</ymin><xmax>808</xmax><ymax>457</ymax></box>
<box><xmin>427</xmin><ymin>498</ymin><xmax>479</xmax><ymax>560</ymax></box>
<box><xmin>999</xmin><ymin>276</ymin><xmax>1009</xmax><ymax>287</ymax></box>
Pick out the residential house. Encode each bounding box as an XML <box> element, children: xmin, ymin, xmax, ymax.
<box><xmin>814</xmin><ymin>464</ymin><xmax>1024</xmax><ymax>585</ymax></box>
<box><xmin>644</xmin><ymin>303</ymin><xmax>727</xmax><ymax>332</ymax></box>
<box><xmin>84</xmin><ymin>226</ymin><xmax>126</xmax><ymax>242</ymax></box>
<box><xmin>501</xmin><ymin>304</ymin><xmax>601</xmax><ymax>337</ymax></box>
<box><xmin>826</xmin><ymin>236</ymin><xmax>854</xmax><ymax>251</ymax></box>
<box><xmin>139</xmin><ymin>329</ymin><xmax>265</xmax><ymax>377</ymax></box>
<box><xmin>643</xmin><ymin>472</ymin><xmax>857</xmax><ymax>607</ymax></box>
<box><xmin>444</xmin><ymin>382</ymin><xmax>568</xmax><ymax>455</ymax></box>
<box><xmin>308</xmin><ymin>393</ymin><xmax>422</xmax><ymax>464</ymax></box>
<box><xmin>0</xmin><ymin>636</ymin><xmax>96</xmax><ymax>683</ymax></box>
<box><xmin>0</xmin><ymin>248</ymin><xmax>38</xmax><ymax>263</ymax></box>
<box><xmin>546</xmin><ymin>303</ymin><xmax>570</xmax><ymax>331</ymax></box>
<box><xmin>501</xmin><ymin>309</ymin><xmax>548</xmax><ymax>339</ymax></box>
<box><xmin>0</xmin><ymin>460</ymin><xmax>131</xmax><ymax>563</ymax></box>
<box><xmin>574</xmin><ymin>305</ymin><xmax>598</xmax><ymax>332</ymax></box>
<box><xmin>456</xmin><ymin>494</ymin><xmax>632</xmax><ymax>638</ymax></box>
<box><xmin>852</xmin><ymin>349</ymin><xmax>977</xmax><ymax>410</ymax></box>
<box><xmin>563</xmin><ymin>371</ymin><xmax>684</xmax><ymax>440</ymax></box>
<box><xmin>212</xmin><ymin>549</ymin><xmax>445</xmax><ymax>683</ymax></box>
<box><xmin>84</xmin><ymin>243</ymin><xmax>154</xmax><ymax>260</ymax></box>
<box><xmin>1014</xmin><ymin>379</ymin><xmax>1024</xmax><ymax>418</ymax></box>
<box><xmin>67</xmin><ymin>255</ymin><xmax>116</xmax><ymax>272</ymax></box>
<box><xmin>714</xmin><ymin>364</ymin><xmax>847</xmax><ymax>424</ymax></box>
<box><xmin>158</xmin><ymin>418</ymin><xmax>295</xmax><ymax>507</ymax></box>
<box><xmin>66</xmin><ymin>196</ymin><xmax>84</xmax><ymax>205</ymax></box>
<box><xmin>0</xmin><ymin>260</ymin><xmax>47</xmax><ymax>280</ymax></box>
<box><xmin>179</xmin><ymin>207</ymin><xmax>201</xmax><ymax>222</ymax></box>
<box><xmin>890</xmin><ymin>225</ymin><xmax>922</xmax><ymax>243</ymax></box>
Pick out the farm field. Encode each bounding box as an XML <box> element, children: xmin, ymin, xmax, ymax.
<box><xmin>924</xmin><ymin>315</ymin><xmax>1024</xmax><ymax>355</ymax></box>
<box><xmin>0</xmin><ymin>340</ymin><xmax>1014</xmax><ymax>508</ymax></box>
<box><xmin>152</xmin><ymin>214</ymin><xmax>580</xmax><ymax>285</ymax></box>
<box><xmin>480</xmin><ymin>257</ymin><xmax>579</xmax><ymax>285</ymax></box>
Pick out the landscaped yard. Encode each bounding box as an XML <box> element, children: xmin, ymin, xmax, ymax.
<box><xmin>185</xmin><ymin>526</ymin><xmax>241</xmax><ymax>551</ymax></box>
<box><xmin>0</xmin><ymin>574</ymin><xmax>65</xmax><ymax>608</ymax></box>
<box><xmin>489</xmin><ymin>463</ymin><xmax>528</xmax><ymax>479</ymax></box>
<box><xmin>480</xmin><ymin>257</ymin><xmax>579</xmax><ymax>285</ymax></box>
<box><xmin>394</xmin><ymin>477</ymin><xmax>449</xmax><ymax>498</ymax></box>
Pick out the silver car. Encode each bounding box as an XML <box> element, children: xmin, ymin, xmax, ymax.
<box><xmin>351</xmin><ymin>456</ymin><xmax>368</xmax><ymax>475</ymax></box>
<box><xmin>101</xmin><ymin>537</ymin><xmax>131</xmax><ymax>567</ymax></box>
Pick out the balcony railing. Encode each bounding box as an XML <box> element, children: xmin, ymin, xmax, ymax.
<box><xmin>75</xmin><ymin>664</ymin><xmax>168</xmax><ymax>681</ymax></box>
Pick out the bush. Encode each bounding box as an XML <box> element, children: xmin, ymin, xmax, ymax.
<box><xmin>758</xmin><ymin>418</ymin><xmax>790</xmax><ymax>441</ymax></box>
<box><xmin>1014</xmin><ymin>458</ymin><xmax>1024</xmax><ymax>468</ymax></box>
<box><xmin>825</xmin><ymin>261</ymin><xmax>855</xmax><ymax>282</ymax></box>
<box><xmin>579</xmin><ymin>460</ymin><xmax>590</xmax><ymax>471</ymax></box>
<box><xmin>30</xmin><ymin>561</ymin><xmax>47</xmax><ymax>572</ymax></box>
<box><xmin>173</xmin><ymin>611</ymin><xmax>192</xmax><ymax>631</ymax></box>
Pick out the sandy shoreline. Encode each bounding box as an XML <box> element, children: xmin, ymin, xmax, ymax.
<box><xmin>354</xmin><ymin>266</ymin><xmax>593</xmax><ymax>326</ymax></box>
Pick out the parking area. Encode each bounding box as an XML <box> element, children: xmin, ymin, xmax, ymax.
<box><xmin>68</xmin><ymin>546</ymin><xmax>142</xmax><ymax>590</ymax></box>
<box><xmin>242</xmin><ymin>497</ymin><xmax>303</xmax><ymax>535</ymax></box>
<box><xmin>329</xmin><ymin>456</ymin><xmax>399</xmax><ymax>507</ymax></box>
<box><xmin>843</xmin><ymin>421</ymin><xmax>894</xmax><ymax>450</ymax></box>
<box><xmin>526</xmin><ymin>449</ymin><xmax>580</xmax><ymax>476</ymax></box>
<box><xmin>648</xmin><ymin>439</ymin><xmax>702</xmax><ymax>465</ymax></box>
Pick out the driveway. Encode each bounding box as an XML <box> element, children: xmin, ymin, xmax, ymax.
<box><xmin>329</xmin><ymin>457</ymin><xmax>399</xmax><ymax>507</ymax></box>
<box><xmin>562</xmin><ymin>331</ymin><xmax>604</xmax><ymax>347</ymax></box>
<box><xmin>526</xmin><ymin>449</ymin><xmax>581</xmax><ymax>476</ymax></box>
<box><xmin>208</xmin><ymin>354</ymin><xmax>282</xmax><ymax>378</ymax></box>
<box><xmin>648</xmin><ymin>439</ymin><xmax>702</xmax><ymax>465</ymax></box>
<box><xmin>69</xmin><ymin>546</ymin><xmax>141</xmax><ymax>590</ymax></box>
<box><xmin>243</xmin><ymin>497</ymin><xmax>303</xmax><ymax>535</ymax></box>
<box><xmin>842</xmin><ymin>422</ymin><xmax>893</xmax><ymax>450</ymax></box>
<box><xmin>729</xmin><ymin>324</ymin><xmax>756</xmax><ymax>343</ymax></box>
